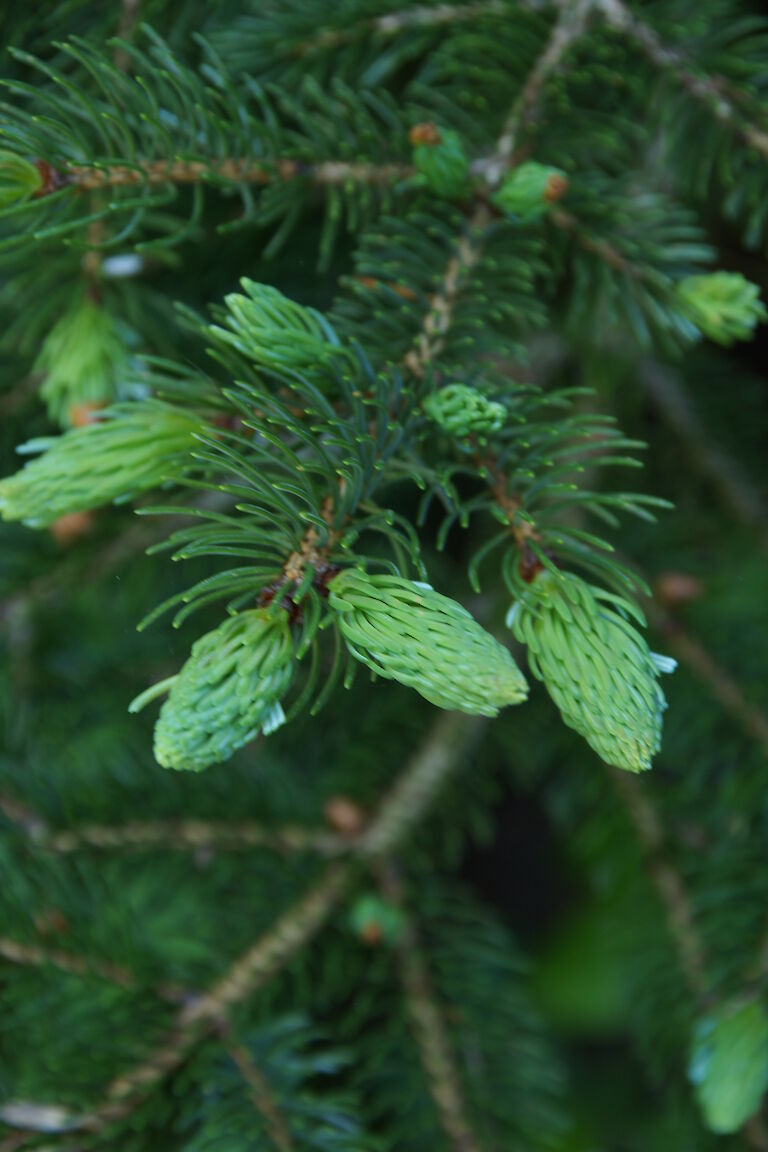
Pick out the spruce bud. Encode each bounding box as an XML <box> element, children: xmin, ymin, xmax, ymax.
<box><xmin>493</xmin><ymin>161</ymin><xmax>569</xmax><ymax>220</ymax></box>
<box><xmin>211</xmin><ymin>279</ymin><xmax>343</xmax><ymax>372</ymax></box>
<box><xmin>0</xmin><ymin>401</ymin><xmax>203</xmax><ymax>527</ymax></box>
<box><xmin>675</xmin><ymin>271</ymin><xmax>766</xmax><ymax>346</ymax></box>
<box><xmin>507</xmin><ymin>570</ymin><xmax>675</xmax><ymax>772</ymax></box>
<box><xmin>423</xmin><ymin>384</ymin><xmax>505</xmax><ymax>439</ymax></box>
<box><xmin>689</xmin><ymin>998</ymin><xmax>768</xmax><ymax>1133</ymax></box>
<box><xmin>328</xmin><ymin>569</ymin><xmax>527</xmax><ymax>715</ymax></box>
<box><xmin>348</xmin><ymin>894</ymin><xmax>404</xmax><ymax>946</ymax></box>
<box><xmin>0</xmin><ymin>151</ymin><xmax>43</xmax><ymax>208</ymax></box>
<box><xmin>36</xmin><ymin>295</ymin><xmax>132</xmax><ymax>426</ymax></box>
<box><xmin>410</xmin><ymin>124</ymin><xmax>470</xmax><ymax>198</ymax></box>
<box><xmin>131</xmin><ymin>609</ymin><xmax>294</xmax><ymax>771</ymax></box>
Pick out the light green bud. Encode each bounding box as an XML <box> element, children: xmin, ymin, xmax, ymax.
<box><xmin>130</xmin><ymin>608</ymin><xmax>295</xmax><ymax>771</ymax></box>
<box><xmin>423</xmin><ymin>384</ymin><xmax>505</xmax><ymax>439</ymax></box>
<box><xmin>689</xmin><ymin>998</ymin><xmax>768</xmax><ymax>1133</ymax></box>
<box><xmin>348</xmin><ymin>893</ymin><xmax>405</xmax><ymax>946</ymax></box>
<box><xmin>675</xmin><ymin>271</ymin><xmax>766</xmax><ymax>346</ymax></box>
<box><xmin>507</xmin><ymin>570</ymin><xmax>675</xmax><ymax>771</ymax></box>
<box><xmin>410</xmin><ymin>125</ymin><xmax>470</xmax><ymax>198</ymax></box>
<box><xmin>328</xmin><ymin>569</ymin><xmax>527</xmax><ymax>716</ymax></box>
<box><xmin>36</xmin><ymin>295</ymin><xmax>132</xmax><ymax>427</ymax></box>
<box><xmin>492</xmin><ymin>161</ymin><xmax>569</xmax><ymax>220</ymax></box>
<box><xmin>0</xmin><ymin>151</ymin><xmax>43</xmax><ymax>209</ymax></box>
<box><xmin>0</xmin><ymin>400</ymin><xmax>204</xmax><ymax>527</ymax></box>
<box><xmin>211</xmin><ymin>279</ymin><xmax>342</xmax><ymax>372</ymax></box>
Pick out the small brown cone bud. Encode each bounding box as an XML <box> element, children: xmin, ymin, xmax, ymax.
<box><xmin>655</xmin><ymin>571</ymin><xmax>705</xmax><ymax>607</ymax></box>
<box><xmin>50</xmin><ymin>510</ymin><xmax>95</xmax><ymax>545</ymax></box>
<box><xmin>324</xmin><ymin>796</ymin><xmax>366</xmax><ymax>838</ymax></box>
<box><xmin>68</xmin><ymin>401</ymin><xmax>104</xmax><ymax>428</ymax></box>
<box><xmin>409</xmin><ymin>122</ymin><xmax>442</xmax><ymax>146</ymax></box>
<box><xmin>360</xmin><ymin>922</ymin><xmax>383</xmax><ymax>946</ymax></box>
<box><xmin>34</xmin><ymin>907</ymin><xmax>70</xmax><ymax>937</ymax></box>
<box><xmin>544</xmin><ymin>173</ymin><xmax>569</xmax><ymax>203</ymax></box>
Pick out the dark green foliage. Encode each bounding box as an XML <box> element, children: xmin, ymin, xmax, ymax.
<box><xmin>1</xmin><ymin>0</ymin><xmax>768</xmax><ymax>1148</ymax></box>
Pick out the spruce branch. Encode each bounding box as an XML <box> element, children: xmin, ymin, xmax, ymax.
<box><xmin>647</xmin><ymin>601</ymin><xmax>768</xmax><ymax>762</ymax></box>
<box><xmin>297</xmin><ymin>0</ymin><xmax>509</xmax><ymax>54</ymax></box>
<box><xmin>41</xmin><ymin>158</ymin><xmax>412</xmax><ymax>194</ymax></box>
<box><xmin>608</xmin><ymin>769</ymin><xmax>708</xmax><ymax>1001</ymax></box>
<box><xmin>549</xmin><ymin>206</ymin><xmax>640</xmax><ymax>277</ymax></box>
<box><xmin>480</xmin><ymin>0</ymin><xmax>594</xmax><ymax>188</ymax></box>
<box><xmin>41</xmin><ymin>820</ymin><xmax>346</xmax><ymax>856</ymax></box>
<box><xmin>227</xmin><ymin>1040</ymin><xmax>296</xmax><ymax>1152</ymax></box>
<box><xmin>377</xmin><ymin>863</ymin><xmax>481</xmax><ymax>1152</ymax></box>
<box><xmin>597</xmin><ymin>0</ymin><xmax>768</xmax><ymax>162</ymax></box>
<box><xmin>640</xmin><ymin>361</ymin><xmax>768</xmax><ymax>557</ymax></box>
<box><xmin>0</xmin><ymin>937</ymin><xmax>187</xmax><ymax>1004</ymax></box>
<box><xmin>34</xmin><ymin>712</ymin><xmax>481</xmax><ymax>1138</ymax></box>
<box><xmin>404</xmin><ymin>0</ymin><xmax>588</xmax><ymax>379</ymax></box>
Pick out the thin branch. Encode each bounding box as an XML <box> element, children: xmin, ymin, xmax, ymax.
<box><xmin>607</xmin><ymin>769</ymin><xmax>708</xmax><ymax>1001</ymax></box>
<box><xmin>482</xmin><ymin>0</ymin><xmax>594</xmax><ymax>187</ymax></box>
<box><xmin>36</xmin><ymin>711</ymin><xmax>480</xmax><ymax>1137</ymax></box>
<box><xmin>404</xmin><ymin>0</ymin><xmax>588</xmax><ymax>381</ymax></box>
<box><xmin>549</xmin><ymin>206</ymin><xmax>642</xmax><ymax>276</ymax></box>
<box><xmin>378</xmin><ymin>863</ymin><xmax>481</xmax><ymax>1152</ymax></box>
<box><xmin>112</xmin><ymin>0</ymin><xmax>141</xmax><ymax>75</ymax></box>
<box><xmin>597</xmin><ymin>0</ymin><xmax>768</xmax><ymax>160</ymax></box>
<box><xmin>647</xmin><ymin>601</ymin><xmax>768</xmax><ymax>761</ymax></box>
<box><xmin>640</xmin><ymin>361</ymin><xmax>768</xmax><ymax>556</ymax></box>
<box><xmin>42</xmin><ymin>819</ymin><xmax>345</xmax><ymax>856</ymax></box>
<box><xmin>227</xmin><ymin>1041</ymin><xmax>295</xmax><ymax>1151</ymax></box>
<box><xmin>0</xmin><ymin>937</ymin><xmax>186</xmax><ymax>1004</ymax></box>
<box><xmin>357</xmin><ymin>712</ymin><xmax>485</xmax><ymax>859</ymax></box>
<box><xmin>39</xmin><ymin>158</ymin><xmax>413</xmax><ymax>195</ymax></box>
<box><xmin>402</xmin><ymin>203</ymin><xmax>490</xmax><ymax>379</ymax></box>
<box><xmin>294</xmin><ymin>0</ymin><xmax>508</xmax><ymax>57</ymax></box>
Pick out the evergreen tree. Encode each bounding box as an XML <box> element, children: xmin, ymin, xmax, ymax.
<box><xmin>0</xmin><ymin>1</ymin><xmax>767</xmax><ymax>1148</ymax></box>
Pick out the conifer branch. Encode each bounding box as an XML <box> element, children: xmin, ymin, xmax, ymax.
<box><xmin>0</xmin><ymin>937</ymin><xmax>187</xmax><ymax>1003</ymax></box>
<box><xmin>647</xmin><ymin>602</ymin><xmax>768</xmax><ymax>761</ymax></box>
<box><xmin>640</xmin><ymin>361</ymin><xmax>768</xmax><ymax>556</ymax></box>
<box><xmin>41</xmin><ymin>819</ymin><xmax>346</xmax><ymax>856</ymax></box>
<box><xmin>378</xmin><ymin>863</ymin><xmax>481</xmax><ymax>1152</ymax></box>
<box><xmin>112</xmin><ymin>0</ymin><xmax>141</xmax><ymax>72</ymax></box>
<box><xmin>402</xmin><ymin>0</ymin><xmax>594</xmax><ymax>563</ymax></box>
<box><xmin>608</xmin><ymin>768</ymin><xmax>708</xmax><ymax>1000</ymax></box>
<box><xmin>227</xmin><ymin>1040</ymin><xmax>296</xmax><ymax>1151</ymax></box>
<box><xmin>37</xmin><ymin>712</ymin><xmax>481</xmax><ymax>1137</ymax></box>
<box><xmin>37</xmin><ymin>158</ymin><xmax>413</xmax><ymax>195</ymax></box>
<box><xmin>483</xmin><ymin>0</ymin><xmax>594</xmax><ymax>187</ymax></box>
<box><xmin>597</xmin><ymin>0</ymin><xmax>768</xmax><ymax>161</ymax></box>
<box><xmin>549</xmin><ymin>206</ymin><xmax>641</xmax><ymax>276</ymax></box>
<box><xmin>294</xmin><ymin>0</ymin><xmax>509</xmax><ymax>57</ymax></box>
<box><xmin>0</xmin><ymin>789</ymin><xmax>46</xmax><ymax>837</ymax></box>
<box><xmin>357</xmin><ymin>712</ymin><xmax>485</xmax><ymax>859</ymax></box>
<box><xmin>405</xmin><ymin>0</ymin><xmax>588</xmax><ymax>379</ymax></box>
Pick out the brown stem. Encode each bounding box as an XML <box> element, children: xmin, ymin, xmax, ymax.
<box><xmin>228</xmin><ymin>1042</ymin><xmax>295</xmax><ymax>1151</ymax></box>
<box><xmin>640</xmin><ymin>361</ymin><xmax>768</xmax><ymax>557</ymax></box>
<box><xmin>294</xmin><ymin>0</ymin><xmax>508</xmax><ymax>57</ymax></box>
<box><xmin>40</xmin><ymin>158</ymin><xmax>412</xmax><ymax>194</ymax></box>
<box><xmin>42</xmin><ymin>819</ymin><xmax>346</xmax><ymax>856</ymax></box>
<box><xmin>597</xmin><ymin>0</ymin><xmax>768</xmax><ymax>160</ymax></box>
<box><xmin>549</xmin><ymin>206</ymin><xmax>640</xmax><ymax>276</ymax></box>
<box><xmin>608</xmin><ymin>770</ymin><xmax>708</xmax><ymax>1001</ymax></box>
<box><xmin>41</xmin><ymin>711</ymin><xmax>481</xmax><ymax>1136</ymax></box>
<box><xmin>0</xmin><ymin>937</ymin><xmax>187</xmax><ymax>1004</ymax></box>
<box><xmin>403</xmin><ymin>1</ymin><xmax>591</xmax><ymax>555</ymax></box>
<box><xmin>378</xmin><ymin>863</ymin><xmax>481</xmax><ymax>1152</ymax></box>
<box><xmin>647</xmin><ymin>602</ymin><xmax>768</xmax><ymax>761</ymax></box>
